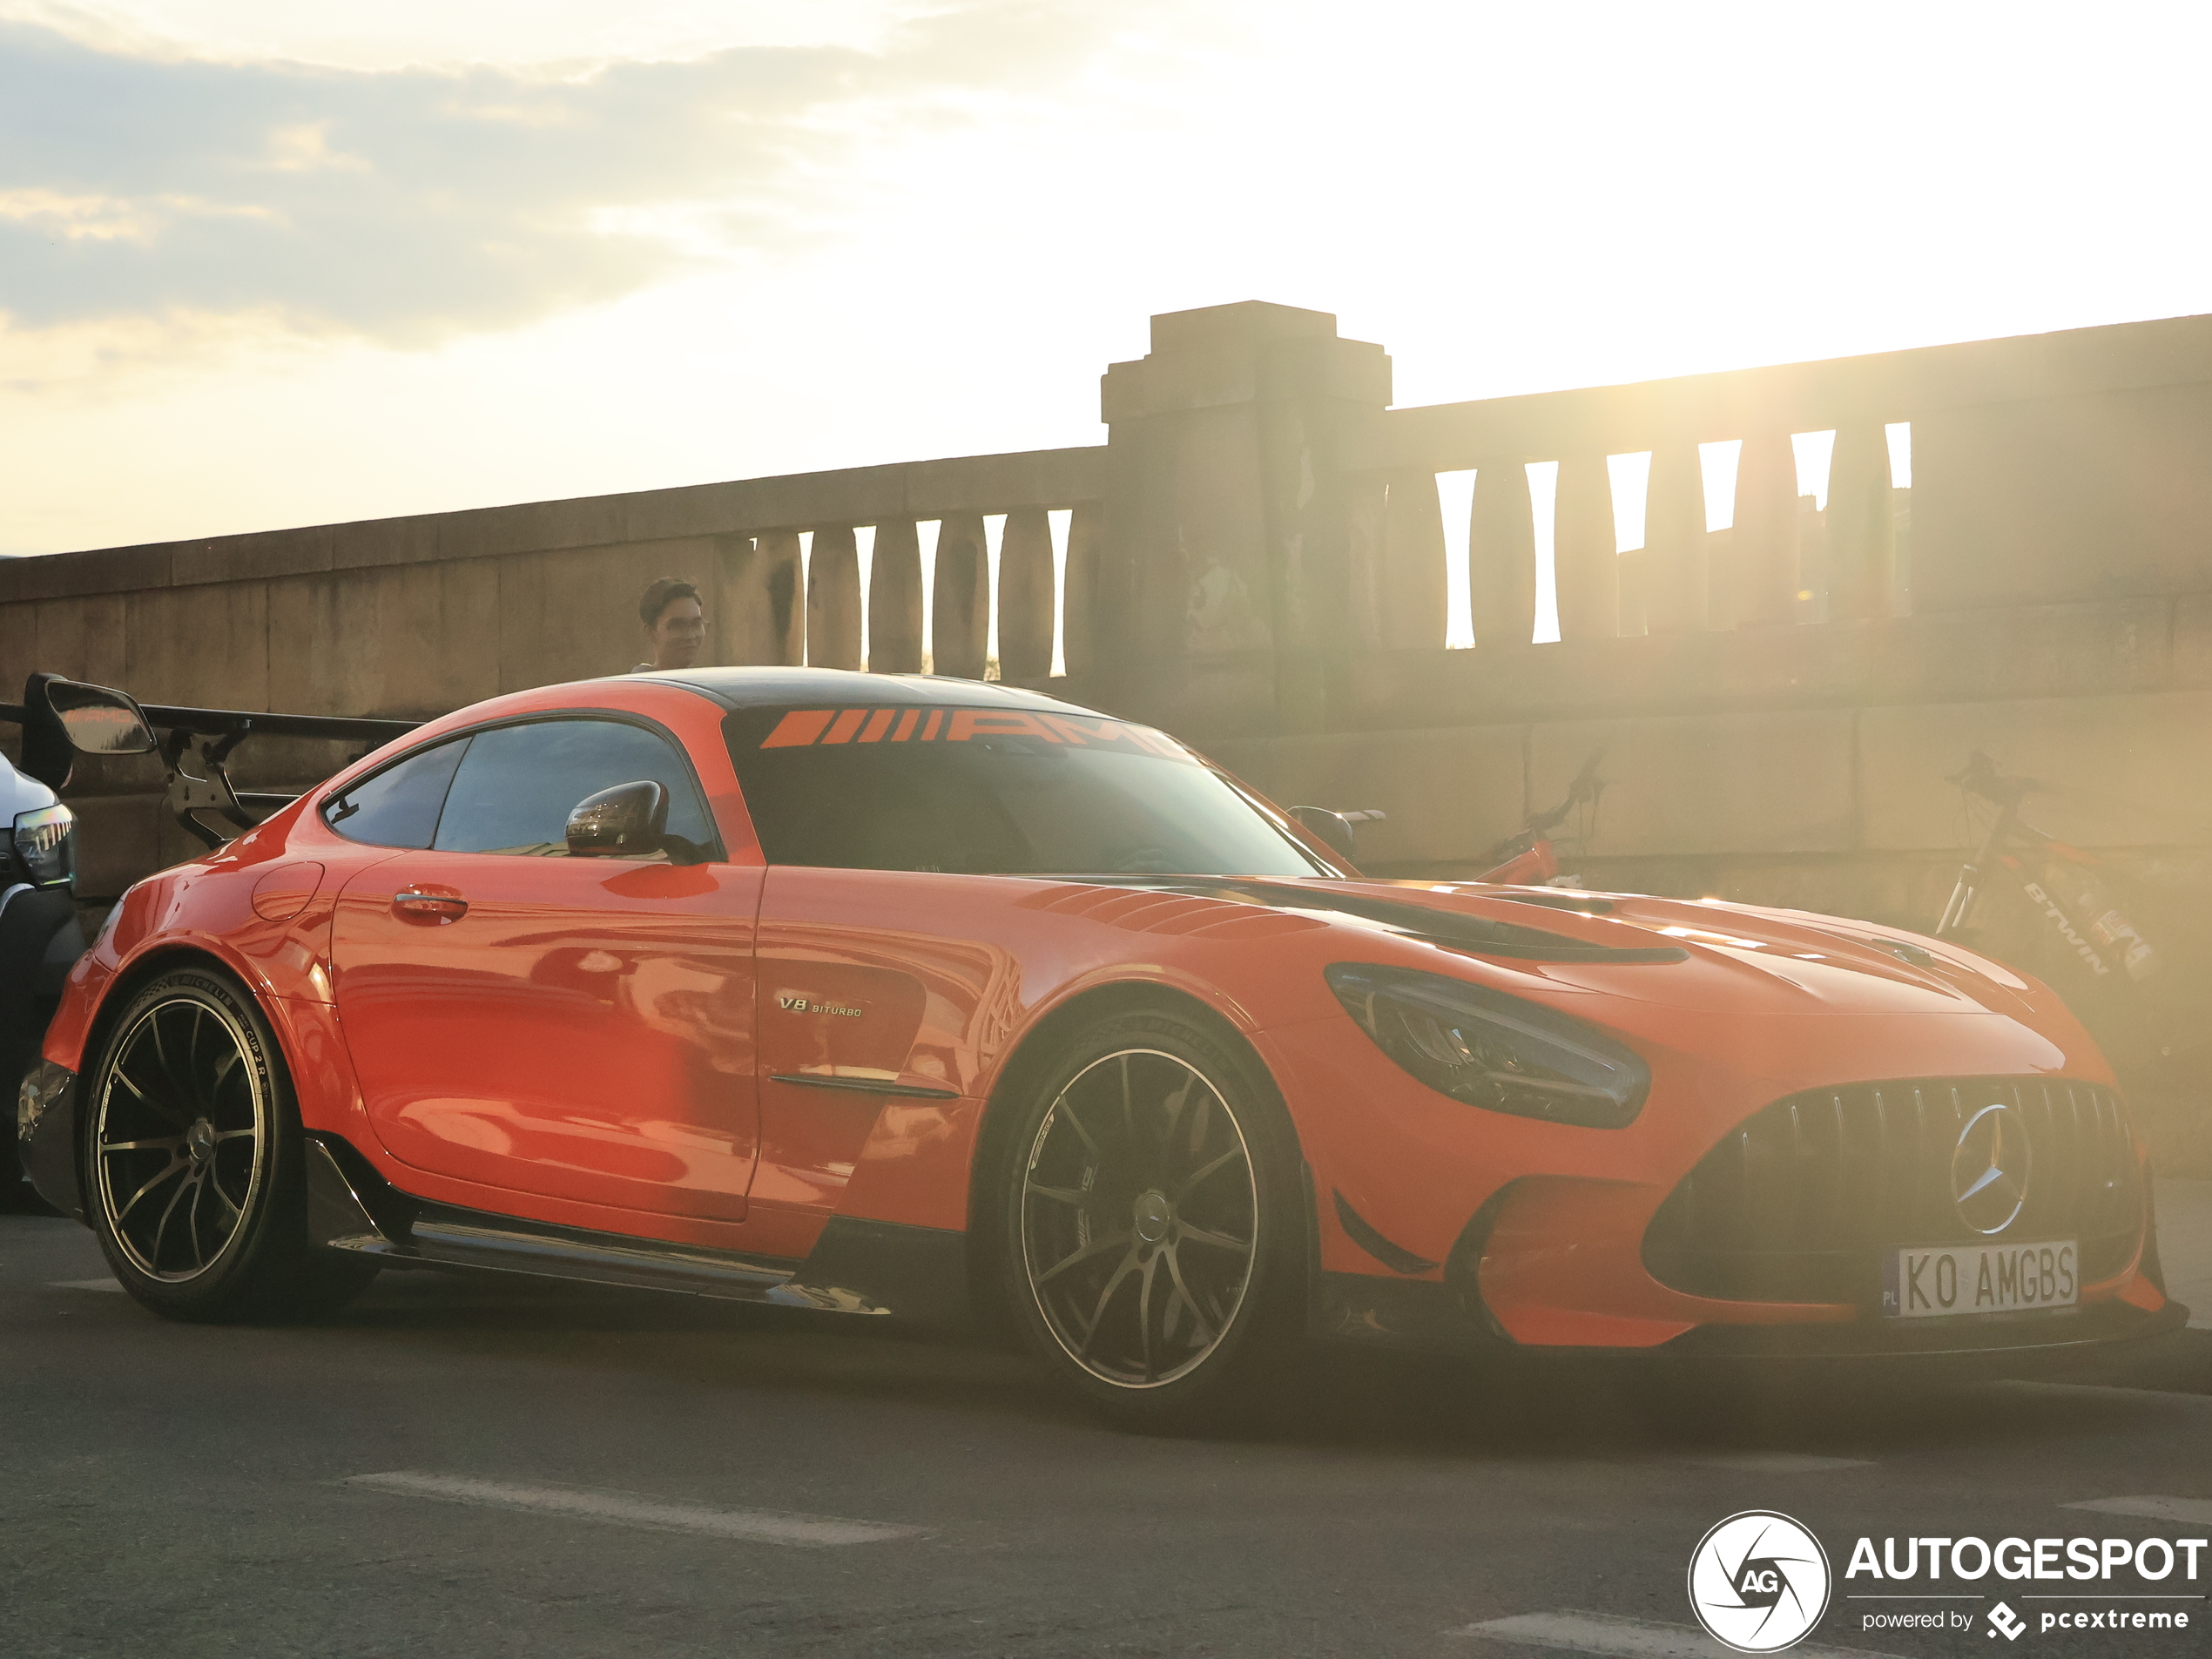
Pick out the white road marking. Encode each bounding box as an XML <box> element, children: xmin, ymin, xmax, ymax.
<box><xmin>342</xmin><ymin>1472</ymin><xmax>926</xmax><ymax>1547</ymax></box>
<box><xmin>1457</xmin><ymin>1610</ymin><xmax>1903</xmax><ymax>1658</ymax></box>
<box><xmin>1671</xmin><ymin>1452</ymin><xmax>1871</xmax><ymax>1474</ymax></box>
<box><xmin>48</xmin><ymin>1278</ymin><xmax>124</xmax><ymax>1292</ymax></box>
<box><xmin>2065</xmin><ymin>1494</ymin><xmax>2212</xmax><ymax>1526</ymax></box>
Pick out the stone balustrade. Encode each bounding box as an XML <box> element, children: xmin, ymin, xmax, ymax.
<box><xmin>11</xmin><ymin>300</ymin><xmax>2212</xmax><ymax>1012</ymax></box>
<box><xmin>0</xmin><ymin>448</ymin><xmax>1109</xmax><ymax>728</ymax></box>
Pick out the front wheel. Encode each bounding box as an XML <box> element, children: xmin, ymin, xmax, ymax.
<box><xmin>1001</xmin><ymin>1006</ymin><xmax>1308</xmax><ymax>1431</ymax></box>
<box><xmin>84</xmin><ymin>966</ymin><xmax>378</xmax><ymax>1323</ymax></box>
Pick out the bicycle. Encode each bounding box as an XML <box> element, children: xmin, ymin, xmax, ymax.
<box><xmin>1477</xmin><ymin>747</ymin><xmax>1605</xmax><ymax>887</ymax></box>
<box><xmin>1932</xmin><ymin>752</ymin><xmax>2181</xmax><ymax>1069</ymax></box>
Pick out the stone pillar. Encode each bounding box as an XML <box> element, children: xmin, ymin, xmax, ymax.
<box><xmin>867</xmin><ymin>519</ymin><xmax>924</xmax><ymax>673</ymax></box>
<box><xmin>1729</xmin><ymin>430</ymin><xmax>1801</xmax><ymax>627</ymax></box>
<box><xmin>806</xmin><ymin>525</ymin><xmax>862</xmax><ymax>670</ymax></box>
<box><xmin>1095</xmin><ymin>302</ymin><xmax>1391</xmax><ymax>732</ymax></box>
<box><xmin>932</xmin><ymin>510</ymin><xmax>989</xmax><ymax>680</ymax></box>
<box><xmin>1469</xmin><ymin>462</ymin><xmax>1536</xmax><ymax>648</ymax></box>
<box><xmin>1642</xmin><ymin>442</ymin><xmax>1707</xmax><ymax>632</ymax></box>
<box><xmin>1553</xmin><ymin>452</ymin><xmax>1618</xmax><ymax>641</ymax></box>
<box><xmin>1061</xmin><ymin>502</ymin><xmax>1103</xmax><ymax>681</ymax></box>
<box><xmin>1376</xmin><ymin>472</ymin><xmax>1447</xmax><ymax>649</ymax></box>
<box><xmin>996</xmin><ymin>506</ymin><xmax>1055</xmax><ymax>681</ymax></box>
<box><xmin>1825</xmin><ymin>421</ymin><xmax>1896</xmax><ymax>620</ymax></box>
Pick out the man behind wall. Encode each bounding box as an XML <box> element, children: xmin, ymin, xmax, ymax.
<box><xmin>635</xmin><ymin>577</ymin><xmax>706</xmax><ymax>672</ymax></box>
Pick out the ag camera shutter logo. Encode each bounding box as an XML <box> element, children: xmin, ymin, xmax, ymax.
<box><xmin>1688</xmin><ymin>1510</ymin><xmax>1832</xmax><ymax>1653</ymax></box>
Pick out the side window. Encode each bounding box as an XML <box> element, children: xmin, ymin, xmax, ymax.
<box><xmin>431</xmin><ymin>719</ymin><xmax>717</xmax><ymax>859</ymax></box>
<box><xmin>322</xmin><ymin>738</ymin><xmax>469</xmax><ymax>849</ymax></box>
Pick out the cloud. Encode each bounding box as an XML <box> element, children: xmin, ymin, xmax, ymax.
<box><xmin>0</xmin><ymin>4</ymin><xmax>1138</xmax><ymax>342</ymax></box>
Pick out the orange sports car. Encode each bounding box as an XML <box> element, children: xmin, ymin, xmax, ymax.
<box><xmin>16</xmin><ymin>668</ymin><xmax>2186</xmax><ymax>1426</ymax></box>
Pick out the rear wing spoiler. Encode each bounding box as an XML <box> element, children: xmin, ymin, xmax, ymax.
<box><xmin>1</xmin><ymin>673</ymin><xmax>422</xmax><ymax>850</ymax></box>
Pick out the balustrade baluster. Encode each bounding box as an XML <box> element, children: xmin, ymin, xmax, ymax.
<box><xmin>806</xmin><ymin>525</ymin><xmax>861</xmax><ymax>669</ymax></box>
<box><xmin>1825</xmin><ymin>421</ymin><xmax>1897</xmax><ymax>621</ymax></box>
<box><xmin>1729</xmin><ymin>430</ymin><xmax>1801</xmax><ymax>627</ymax></box>
<box><xmin>1062</xmin><ymin>502</ymin><xmax>1102</xmax><ymax>679</ymax></box>
<box><xmin>1642</xmin><ymin>442</ymin><xmax>1707</xmax><ymax>632</ymax></box>
<box><xmin>1379</xmin><ymin>473</ymin><xmax>1448</xmax><ymax>649</ymax></box>
<box><xmin>933</xmin><ymin>511</ymin><xmax>989</xmax><ymax>679</ymax></box>
<box><xmin>1469</xmin><ymin>462</ymin><xmax>1536</xmax><ymax>647</ymax></box>
<box><xmin>997</xmin><ymin>507</ymin><xmax>1055</xmax><ymax>680</ymax></box>
<box><xmin>1553</xmin><ymin>453</ymin><xmax>1618</xmax><ymax>640</ymax></box>
<box><xmin>868</xmin><ymin>518</ymin><xmax>924</xmax><ymax>673</ymax></box>
<box><xmin>722</xmin><ymin>529</ymin><xmax>805</xmax><ymax>665</ymax></box>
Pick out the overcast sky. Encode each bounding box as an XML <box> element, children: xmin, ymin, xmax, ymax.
<box><xmin>4</xmin><ymin>0</ymin><xmax>2209</xmax><ymax>556</ymax></box>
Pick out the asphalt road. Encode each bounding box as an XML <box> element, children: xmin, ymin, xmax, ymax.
<box><xmin>3</xmin><ymin>1211</ymin><xmax>2209</xmax><ymax>1659</ymax></box>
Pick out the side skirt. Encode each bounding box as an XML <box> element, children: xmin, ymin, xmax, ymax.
<box><xmin>305</xmin><ymin>1137</ymin><xmax>969</xmax><ymax>1321</ymax></box>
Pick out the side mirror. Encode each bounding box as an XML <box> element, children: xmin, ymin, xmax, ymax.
<box><xmin>566</xmin><ymin>779</ymin><xmax>668</xmax><ymax>858</ymax></box>
<box><xmin>1290</xmin><ymin>805</ymin><xmax>1387</xmax><ymax>865</ymax></box>
<box><xmin>1291</xmin><ymin>806</ymin><xmax>1356</xmax><ymax>860</ymax></box>
<box><xmin>48</xmin><ymin>679</ymin><xmax>159</xmax><ymax>756</ymax></box>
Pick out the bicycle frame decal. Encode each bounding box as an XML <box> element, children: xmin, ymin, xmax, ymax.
<box><xmin>1937</xmin><ymin>752</ymin><xmax>2160</xmax><ymax>992</ymax></box>
<box><xmin>2020</xmin><ymin>880</ymin><xmax>2113</xmax><ymax>979</ymax></box>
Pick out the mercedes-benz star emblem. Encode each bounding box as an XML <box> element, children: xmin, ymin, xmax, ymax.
<box><xmin>1951</xmin><ymin>1103</ymin><xmax>2031</xmax><ymax>1235</ymax></box>
<box><xmin>1687</xmin><ymin>1510</ymin><xmax>1831</xmax><ymax>1653</ymax></box>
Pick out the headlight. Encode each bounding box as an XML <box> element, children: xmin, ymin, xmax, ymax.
<box><xmin>1325</xmin><ymin>962</ymin><xmax>1649</xmax><ymax>1128</ymax></box>
<box><xmin>12</xmin><ymin>803</ymin><xmax>75</xmax><ymax>888</ymax></box>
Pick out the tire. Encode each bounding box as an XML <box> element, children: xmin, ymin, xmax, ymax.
<box><xmin>82</xmin><ymin>965</ymin><xmax>379</xmax><ymax>1323</ymax></box>
<box><xmin>999</xmin><ymin>1004</ymin><xmax>1308</xmax><ymax>1432</ymax></box>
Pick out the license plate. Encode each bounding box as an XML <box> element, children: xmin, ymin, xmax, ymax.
<box><xmin>1882</xmin><ymin>1240</ymin><xmax>2079</xmax><ymax>1318</ymax></box>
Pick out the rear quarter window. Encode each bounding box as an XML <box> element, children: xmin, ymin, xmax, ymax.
<box><xmin>321</xmin><ymin>738</ymin><xmax>468</xmax><ymax>849</ymax></box>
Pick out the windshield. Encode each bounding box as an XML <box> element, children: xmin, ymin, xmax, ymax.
<box><xmin>725</xmin><ymin>704</ymin><xmax>1334</xmax><ymax>878</ymax></box>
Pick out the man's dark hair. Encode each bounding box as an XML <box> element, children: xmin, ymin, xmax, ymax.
<box><xmin>639</xmin><ymin>577</ymin><xmax>701</xmax><ymax>630</ymax></box>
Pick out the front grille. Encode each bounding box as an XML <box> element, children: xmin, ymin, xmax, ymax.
<box><xmin>1642</xmin><ymin>1077</ymin><xmax>2142</xmax><ymax>1305</ymax></box>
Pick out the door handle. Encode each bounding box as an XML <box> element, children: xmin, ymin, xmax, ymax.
<box><xmin>393</xmin><ymin>890</ymin><xmax>468</xmax><ymax>923</ymax></box>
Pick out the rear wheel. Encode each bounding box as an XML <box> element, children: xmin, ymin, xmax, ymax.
<box><xmin>1001</xmin><ymin>1006</ymin><xmax>1307</xmax><ymax>1431</ymax></box>
<box><xmin>84</xmin><ymin>966</ymin><xmax>378</xmax><ymax>1322</ymax></box>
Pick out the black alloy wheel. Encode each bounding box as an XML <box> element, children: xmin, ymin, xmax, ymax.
<box><xmin>1004</xmin><ymin>1006</ymin><xmax>1305</xmax><ymax>1429</ymax></box>
<box><xmin>95</xmin><ymin>991</ymin><xmax>266</xmax><ymax>1278</ymax></box>
<box><xmin>85</xmin><ymin>967</ymin><xmax>378</xmax><ymax>1322</ymax></box>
